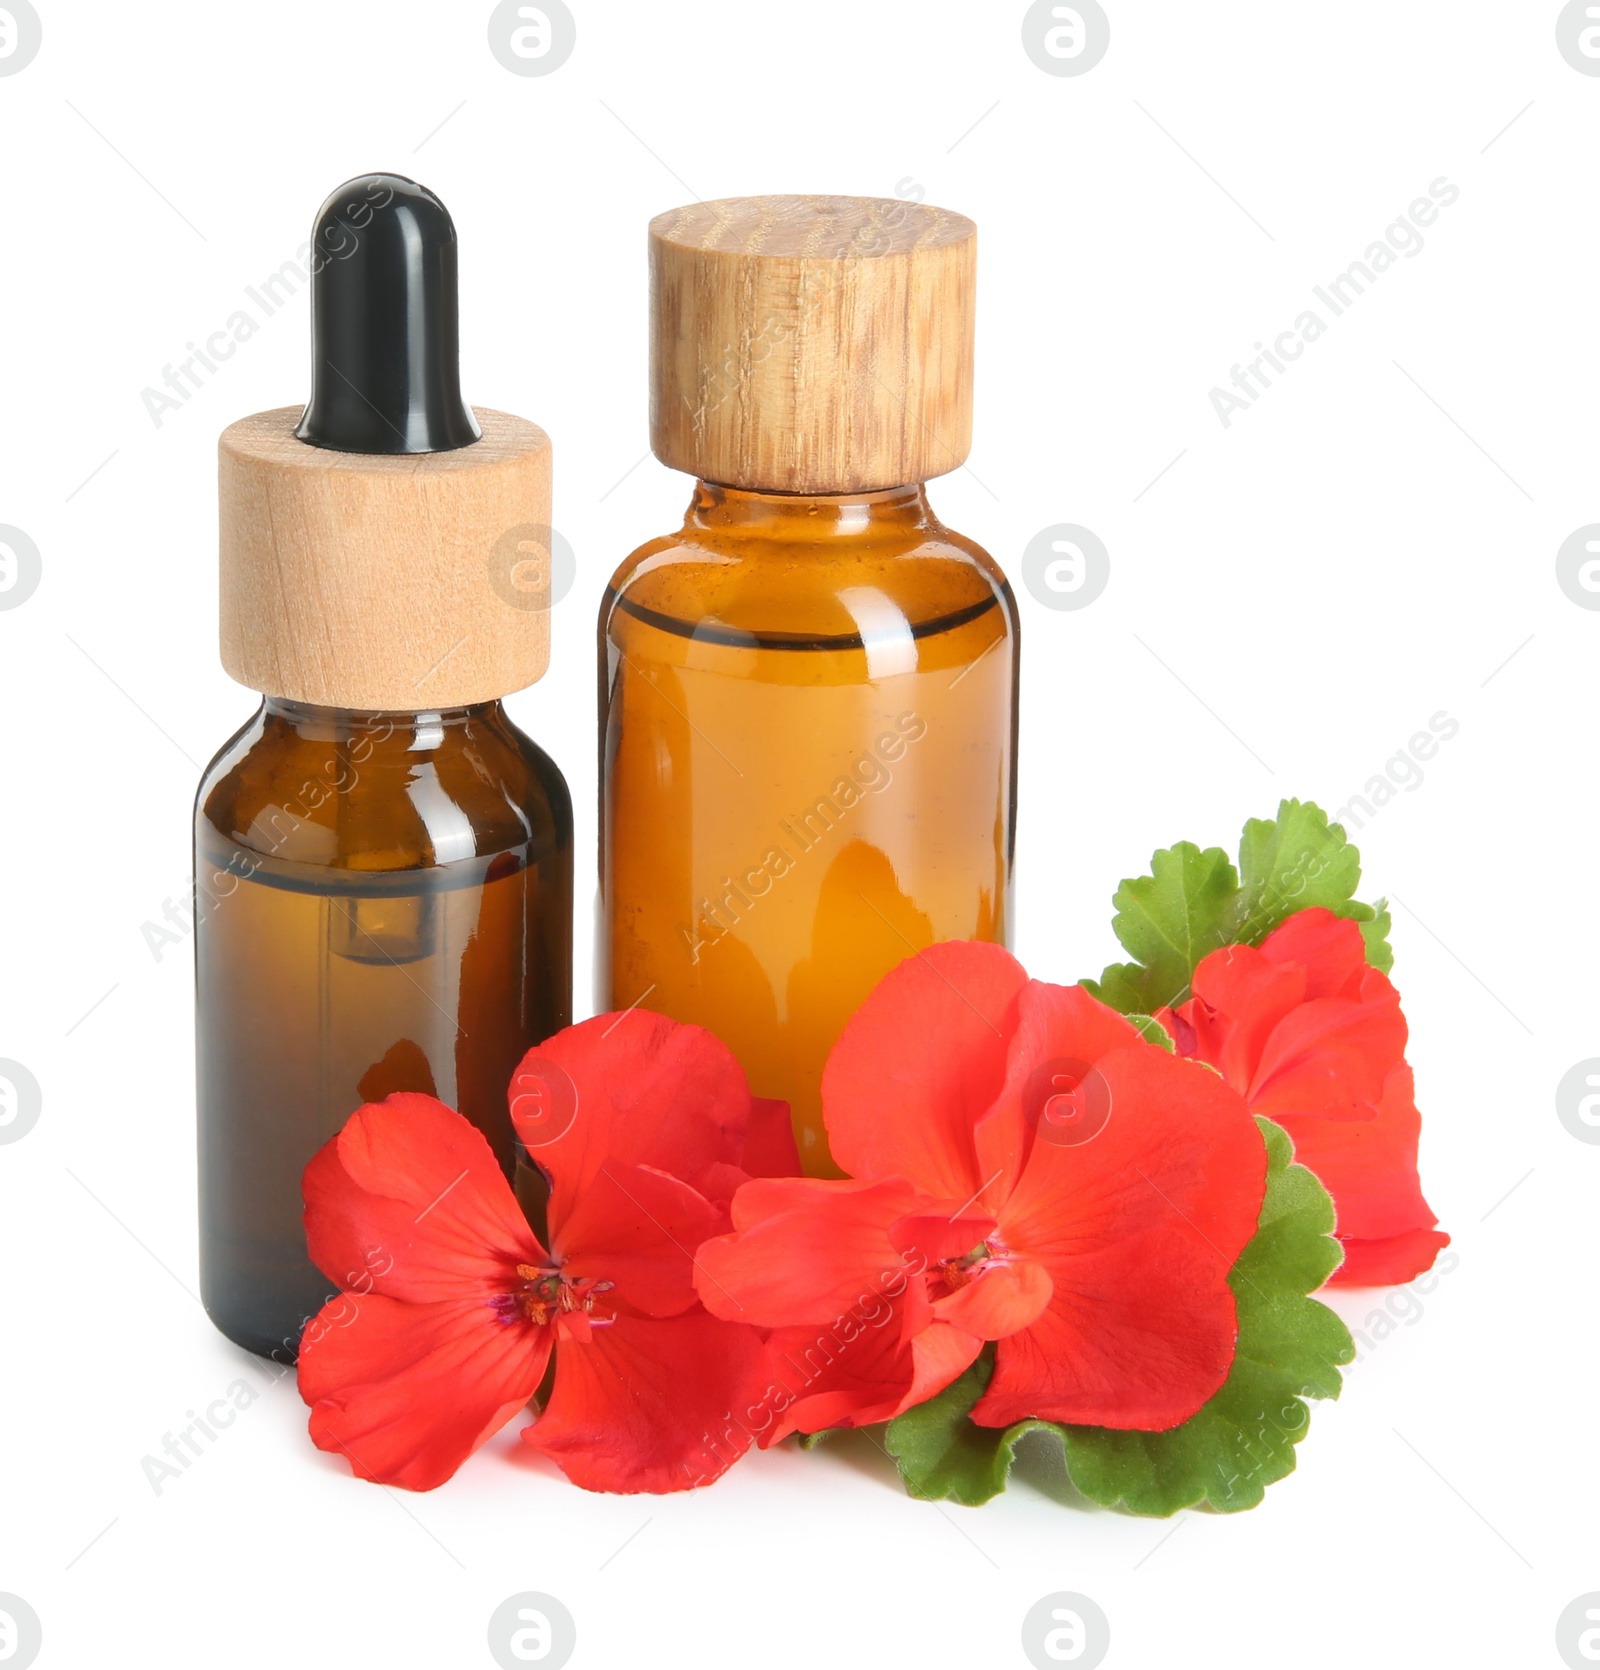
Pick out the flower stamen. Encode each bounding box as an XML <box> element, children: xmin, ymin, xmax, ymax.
<box><xmin>494</xmin><ymin>1263</ymin><xmax>617</xmax><ymax>1328</ymax></box>
<box><xmin>929</xmin><ymin>1240</ymin><xmax>998</xmax><ymax>1299</ymax></box>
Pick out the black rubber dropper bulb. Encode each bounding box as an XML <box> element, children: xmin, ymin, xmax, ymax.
<box><xmin>295</xmin><ymin>174</ymin><xmax>481</xmax><ymax>455</ymax></box>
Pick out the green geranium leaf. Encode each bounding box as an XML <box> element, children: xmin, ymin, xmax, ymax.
<box><xmin>881</xmin><ymin>1118</ymin><xmax>1353</xmax><ymax>1515</ymax></box>
<box><xmin>1081</xmin><ymin>841</ymin><xmax>1239</xmax><ymax>1013</ymax></box>
<box><xmin>883</xmin><ymin>1354</ymin><xmax>1032</xmax><ymax>1506</ymax></box>
<box><xmin>1236</xmin><ymin>798</ymin><xmax>1367</xmax><ymax>942</ymax></box>
<box><xmin>1360</xmin><ymin>897</ymin><xmax>1394</xmax><ymax>974</ymax></box>
<box><xmin>1085</xmin><ymin>801</ymin><xmax>1390</xmax><ymax>1010</ymax></box>
<box><xmin>1126</xmin><ymin>1014</ymin><xmax>1176</xmax><ymax>1052</ymax></box>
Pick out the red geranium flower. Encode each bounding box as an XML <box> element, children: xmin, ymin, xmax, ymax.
<box><xmin>695</xmin><ymin>942</ymin><xmax>1267</xmax><ymax>1439</ymax></box>
<box><xmin>297</xmin><ymin>1011</ymin><xmax>798</xmax><ymax>1493</ymax></box>
<box><xmin>1159</xmin><ymin>906</ymin><xmax>1448</xmax><ymax>1285</ymax></box>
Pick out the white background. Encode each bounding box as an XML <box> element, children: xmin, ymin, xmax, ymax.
<box><xmin>0</xmin><ymin>3</ymin><xmax>1591</xmax><ymax>1667</ymax></box>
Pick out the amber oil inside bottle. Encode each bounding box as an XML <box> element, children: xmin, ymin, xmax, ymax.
<box><xmin>600</xmin><ymin>483</ymin><xmax>1018</xmax><ymax>1176</ymax></box>
<box><xmin>196</xmin><ymin>698</ymin><xmax>572</xmax><ymax>1360</ymax></box>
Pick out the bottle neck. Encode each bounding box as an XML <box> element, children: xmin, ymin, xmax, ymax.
<box><xmin>262</xmin><ymin>697</ymin><xmax>505</xmax><ymax>749</ymax></box>
<box><xmin>686</xmin><ymin>480</ymin><xmax>936</xmax><ymax>543</ymax></box>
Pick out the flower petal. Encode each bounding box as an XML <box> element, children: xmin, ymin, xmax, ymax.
<box><xmin>552</xmin><ymin>1162</ymin><xmax>716</xmax><ymax>1318</ymax></box>
<box><xmin>742</xmin><ymin>1096</ymin><xmax>802</xmax><ymax>1179</ymax></box>
<box><xmin>303</xmin><ymin>1094</ymin><xmax>542</xmax><ymax>1305</ymax></box>
<box><xmin>695</xmin><ymin>1177</ymin><xmax>921</xmax><ymax>1328</ymax></box>
<box><xmin>1246</xmin><ymin>991</ymin><xmax>1406</xmax><ymax>1121</ymax></box>
<box><xmin>523</xmin><ymin>1309</ymin><xmax>765</xmax><ymax>1492</ymax></box>
<box><xmin>1179</xmin><ymin>918</ymin><xmax>1408</xmax><ymax>1122</ymax></box>
<box><xmin>1184</xmin><ymin>947</ymin><xmax>1308</xmax><ymax>1094</ymax></box>
<box><xmin>821</xmin><ymin>941</ymin><xmax>1029</xmax><ymax>1201</ymax></box>
<box><xmin>975</xmin><ymin>1042</ymin><xmax>1265</xmax><ymax>1430</ymax></box>
<box><xmin>886</xmin><ymin>1206</ymin><xmax>999</xmax><ymax>1267</ymax></box>
<box><xmin>522</xmin><ymin>1012</ymin><xmax>753</xmax><ymax>1230</ymax></box>
<box><xmin>931</xmin><ymin>1258</ymin><xmax>1053</xmax><ymax>1340</ymax></box>
<box><xmin>686</xmin><ymin>1099</ymin><xmax>803</xmax><ymax>1222</ymax></box>
<box><xmin>1175</xmin><ymin>907</ymin><xmax>1447</xmax><ymax>1286</ymax></box>
<box><xmin>752</xmin><ymin>1292</ymin><xmax>974</xmax><ymax>1441</ymax></box>
<box><xmin>298</xmin><ymin>1292</ymin><xmax>550</xmax><ymax>1491</ymax></box>
<box><xmin>1333</xmin><ymin>1227</ymin><xmax>1452</xmax><ymax>1286</ymax></box>
<box><xmin>1279</xmin><ymin>1064</ymin><xmax>1450</xmax><ymax>1283</ymax></box>
<box><xmin>1259</xmin><ymin>906</ymin><xmax>1371</xmax><ymax>998</ymax></box>
<box><xmin>973</xmin><ymin>980</ymin><xmax>1150</xmax><ymax>1191</ymax></box>
<box><xmin>900</xmin><ymin>1321</ymin><xmax>987</xmax><ymax>1415</ymax></box>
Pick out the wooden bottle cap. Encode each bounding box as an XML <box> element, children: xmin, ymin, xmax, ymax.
<box><xmin>218</xmin><ymin>407</ymin><xmax>553</xmax><ymax>711</ymax></box>
<box><xmin>649</xmin><ymin>195</ymin><xmax>977</xmax><ymax>494</ymax></box>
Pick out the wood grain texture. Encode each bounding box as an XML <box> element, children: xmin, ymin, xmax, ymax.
<box><xmin>649</xmin><ymin>195</ymin><xmax>977</xmax><ymax>493</ymax></box>
<box><xmin>219</xmin><ymin>407</ymin><xmax>552</xmax><ymax>710</ymax></box>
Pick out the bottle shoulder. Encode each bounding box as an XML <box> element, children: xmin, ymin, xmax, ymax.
<box><xmin>600</xmin><ymin>515</ymin><xmax>1015</xmax><ymax>647</ymax></box>
<box><xmin>196</xmin><ymin>701</ymin><xmax>571</xmax><ymax>872</ymax></box>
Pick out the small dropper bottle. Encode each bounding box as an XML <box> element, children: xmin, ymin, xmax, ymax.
<box><xmin>600</xmin><ymin>195</ymin><xmax>1019</xmax><ymax>1176</ymax></box>
<box><xmin>196</xmin><ymin>174</ymin><xmax>572</xmax><ymax>1361</ymax></box>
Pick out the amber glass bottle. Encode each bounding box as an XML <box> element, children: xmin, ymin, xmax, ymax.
<box><xmin>601</xmin><ymin>197</ymin><xmax>1017</xmax><ymax>1174</ymax></box>
<box><xmin>198</xmin><ymin>174</ymin><xmax>571</xmax><ymax>1358</ymax></box>
<box><xmin>197</xmin><ymin>701</ymin><xmax>570</xmax><ymax>1358</ymax></box>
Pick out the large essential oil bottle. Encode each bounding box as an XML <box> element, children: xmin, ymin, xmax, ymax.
<box><xmin>600</xmin><ymin>197</ymin><xmax>1018</xmax><ymax>1175</ymax></box>
<box><xmin>197</xmin><ymin>174</ymin><xmax>571</xmax><ymax>1358</ymax></box>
